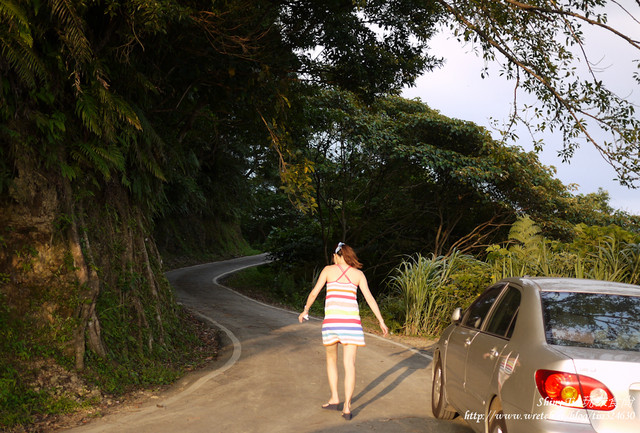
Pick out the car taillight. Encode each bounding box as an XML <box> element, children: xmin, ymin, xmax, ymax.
<box><xmin>535</xmin><ymin>369</ymin><xmax>616</xmax><ymax>411</ymax></box>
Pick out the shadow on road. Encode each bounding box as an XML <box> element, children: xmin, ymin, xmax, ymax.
<box><xmin>161</xmin><ymin>256</ymin><xmax>477</xmax><ymax>433</ymax></box>
<box><xmin>352</xmin><ymin>351</ymin><xmax>429</xmax><ymax>415</ymax></box>
<box><xmin>309</xmin><ymin>415</ymin><xmax>474</xmax><ymax>433</ymax></box>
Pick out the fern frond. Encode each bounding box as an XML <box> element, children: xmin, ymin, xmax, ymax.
<box><xmin>75</xmin><ymin>91</ymin><xmax>102</xmax><ymax>136</ymax></box>
<box><xmin>1</xmin><ymin>42</ymin><xmax>35</xmax><ymax>86</ymax></box>
<box><xmin>95</xmin><ymin>143</ymin><xmax>125</xmax><ymax>170</ymax></box>
<box><xmin>50</xmin><ymin>0</ymin><xmax>93</xmax><ymax>65</ymax></box>
<box><xmin>133</xmin><ymin>143</ymin><xmax>167</xmax><ymax>182</ymax></box>
<box><xmin>96</xmin><ymin>86</ymin><xmax>142</xmax><ymax>130</ymax></box>
<box><xmin>509</xmin><ymin>216</ymin><xmax>542</xmax><ymax>245</ymax></box>
<box><xmin>0</xmin><ymin>1</ymin><xmax>46</xmax><ymax>87</ymax></box>
<box><xmin>0</xmin><ymin>0</ymin><xmax>33</xmax><ymax>46</ymax></box>
<box><xmin>59</xmin><ymin>162</ymin><xmax>80</xmax><ymax>180</ymax></box>
<box><xmin>70</xmin><ymin>141</ymin><xmax>125</xmax><ymax>181</ymax></box>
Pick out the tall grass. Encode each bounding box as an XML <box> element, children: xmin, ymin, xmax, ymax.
<box><xmin>623</xmin><ymin>244</ymin><xmax>640</xmax><ymax>285</ymax></box>
<box><xmin>385</xmin><ymin>251</ymin><xmax>490</xmax><ymax>336</ymax></box>
<box><xmin>383</xmin><ymin>218</ymin><xmax>640</xmax><ymax>338</ymax></box>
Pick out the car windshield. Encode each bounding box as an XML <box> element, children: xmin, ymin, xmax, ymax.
<box><xmin>541</xmin><ymin>291</ymin><xmax>640</xmax><ymax>351</ymax></box>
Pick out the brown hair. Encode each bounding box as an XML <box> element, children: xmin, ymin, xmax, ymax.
<box><xmin>335</xmin><ymin>243</ymin><xmax>363</xmax><ymax>269</ymax></box>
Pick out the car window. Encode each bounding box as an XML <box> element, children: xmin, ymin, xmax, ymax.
<box><xmin>541</xmin><ymin>291</ymin><xmax>640</xmax><ymax>351</ymax></box>
<box><xmin>505</xmin><ymin>311</ymin><xmax>518</xmax><ymax>339</ymax></box>
<box><xmin>484</xmin><ymin>287</ymin><xmax>521</xmax><ymax>338</ymax></box>
<box><xmin>462</xmin><ymin>284</ymin><xmax>505</xmax><ymax>329</ymax></box>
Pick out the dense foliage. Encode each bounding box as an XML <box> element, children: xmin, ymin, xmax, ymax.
<box><xmin>0</xmin><ymin>0</ymin><xmax>443</xmax><ymax>428</ymax></box>
<box><xmin>257</xmin><ymin>90</ymin><xmax>639</xmax><ymax>289</ymax></box>
<box><xmin>385</xmin><ymin>217</ymin><xmax>640</xmax><ymax>337</ymax></box>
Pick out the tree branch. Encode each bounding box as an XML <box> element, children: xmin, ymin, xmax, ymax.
<box><xmin>505</xmin><ymin>0</ymin><xmax>640</xmax><ymax>49</ymax></box>
<box><xmin>436</xmin><ymin>0</ymin><xmax>634</xmax><ymax>177</ymax></box>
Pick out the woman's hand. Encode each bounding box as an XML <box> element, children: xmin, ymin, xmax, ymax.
<box><xmin>379</xmin><ymin>320</ymin><xmax>389</xmax><ymax>337</ymax></box>
<box><xmin>298</xmin><ymin>311</ymin><xmax>309</xmax><ymax>323</ymax></box>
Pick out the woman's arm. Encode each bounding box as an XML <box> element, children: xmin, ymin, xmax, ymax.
<box><xmin>298</xmin><ymin>266</ymin><xmax>329</xmax><ymax>323</ymax></box>
<box><xmin>358</xmin><ymin>273</ymin><xmax>389</xmax><ymax>337</ymax></box>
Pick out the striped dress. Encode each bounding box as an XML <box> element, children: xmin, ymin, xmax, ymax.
<box><xmin>321</xmin><ymin>265</ymin><xmax>366</xmax><ymax>346</ymax></box>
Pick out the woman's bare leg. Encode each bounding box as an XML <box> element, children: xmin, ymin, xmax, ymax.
<box><xmin>342</xmin><ymin>344</ymin><xmax>358</xmax><ymax>414</ymax></box>
<box><xmin>324</xmin><ymin>344</ymin><xmax>340</xmax><ymax>405</ymax></box>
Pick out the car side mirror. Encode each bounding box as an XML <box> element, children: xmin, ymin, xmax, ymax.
<box><xmin>451</xmin><ymin>307</ymin><xmax>462</xmax><ymax>323</ymax></box>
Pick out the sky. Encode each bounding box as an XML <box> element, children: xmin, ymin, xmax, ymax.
<box><xmin>401</xmin><ymin>7</ymin><xmax>640</xmax><ymax>216</ymax></box>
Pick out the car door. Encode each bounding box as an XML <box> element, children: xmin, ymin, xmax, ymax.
<box><xmin>462</xmin><ymin>286</ymin><xmax>521</xmax><ymax>416</ymax></box>
<box><xmin>444</xmin><ymin>284</ymin><xmax>506</xmax><ymax>407</ymax></box>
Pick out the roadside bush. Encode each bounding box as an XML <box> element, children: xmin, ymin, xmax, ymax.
<box><xmin>382</xmin><ymin>218</ymin><xmax>639</xmax><ymax>338</ymax></box>
<box><xmin>487</xmin><ymin>217</ymin><xmax>640</xmax><ymax>284</ymax></box>
<box><xmin>383</xmin><ymin>251</ymin><xmax>490</xmax><ymax>336</ymax></box>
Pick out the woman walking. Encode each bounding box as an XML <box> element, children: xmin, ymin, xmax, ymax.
<box><xmin>298</xmin><ymin>242</ymin><xmax>389</xmax><ymax>420</ymax></box>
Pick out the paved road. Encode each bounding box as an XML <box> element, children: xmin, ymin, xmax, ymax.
<box><xmin>64</xmin><ymin>255</ymin><xmax>474</xmax><ymax>433</ymax></box>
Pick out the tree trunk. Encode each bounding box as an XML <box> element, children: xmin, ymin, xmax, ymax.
<box><xmin>433</xmin><ymin>208</ymin><xmax>462</xmax><ymax>256</ymax></box>
<box><xmin>62</xmin><ymin>177</ymin><xmax>105</xmax><ymax>370</ymax></box>
<box><xmin>136</xmin><ymin>212</ymin><xmax>166</xmax><ymax>346</ymax></box>
<box><xmin>77</xmin><ymin>202</ymin><xmax>107</xmax><ymax>358</ymax></box>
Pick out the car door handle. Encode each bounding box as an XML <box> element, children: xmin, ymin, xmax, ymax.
<box><xmin>464</xmin><ymin>338</ymin><xmax>472</xmax><ymax>347</ymax></box>
<box><xmin>489</xmin><ymin>347</ymin><xmax>499</xmax><ymax>360</ymax></box>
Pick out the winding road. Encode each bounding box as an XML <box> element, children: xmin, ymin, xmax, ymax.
<box><xmin>64</xmin><ymin>255</ymin><xmax>473</xmax><ymax>433</ymax></box>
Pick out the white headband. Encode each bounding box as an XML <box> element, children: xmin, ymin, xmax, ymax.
<box><xmin>335</xmin><ymin>242</ymin><xmax>345</xmax><ymax>254</ymax></box>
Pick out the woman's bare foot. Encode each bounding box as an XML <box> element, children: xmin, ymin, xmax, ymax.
<box><xmin>321</xmin><ymin>401</ymin><xmax>340</xmax><ymax>410</ymax></box>
<box><xmin>342</xmin><ymin>402</ymin><xmax>352</xmax><ymax>419</ymax></box>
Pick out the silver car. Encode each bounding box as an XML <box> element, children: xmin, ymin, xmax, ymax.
<box><xmin>431</xmin><ymin>277</ymin><xmax>640</xmax><ymax>433</ymax></box>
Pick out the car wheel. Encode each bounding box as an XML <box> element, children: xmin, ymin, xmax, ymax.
<box><xmin>487</xmin><ymin>399</ymin><xmax>507</xmax><ymax>433</ymax></box>
<box><xmin>431</xmin><ymin>356</ymin><xmax>456</xmax><ymax>420</ymax></box>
